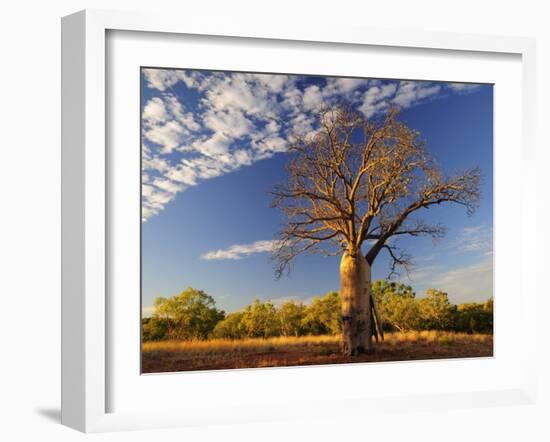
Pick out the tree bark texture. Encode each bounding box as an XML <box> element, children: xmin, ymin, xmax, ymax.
<box><xmin>340</xmin><ymin>251</ymin><xmax>373</xmax><ymax>355</ymax></box>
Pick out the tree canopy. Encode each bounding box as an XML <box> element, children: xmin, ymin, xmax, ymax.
<box><xmin>151</xmin><ymin>287</ymin><xmax>224</xmax><ymax>340</ymax></box>
<box><xmin>142</xmin><ymin>285</ymin><xmax>493</xmax><ymax>341</ymax></box>
<box><xmin>272</xmin><ymin>105</ymin><xmax>480</xmax><ymax>277</ymax></box>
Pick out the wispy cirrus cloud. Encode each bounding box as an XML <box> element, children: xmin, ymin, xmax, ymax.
<box><xmin>141</xmin><ymin>69</ymin><xmax>485</xmax><ymax>222</ymax></box>
<box><xmin>398</xmin><ymin>224</ymin><xmax>493</xmax><ymax>302</ymax></box>
<box><xmin>201</xmin><ymin>240</ymin><xmax>282</xmax><ymax>261</ymax></box>
<box><xmin>458</xmin><ymin>225</ymin><xmax>493</xmax><ymax>255</ymax></box>
<box><xmin>403</xmin><ymin>256</ymin><xmax>493</xmax><ymax>303</ymax></box>
<box><xmin>448</xmin><ymin>83</ymin><xmax>482</xmax><ymax>94</ymax></box>
<box><xmin>430</xmin><ymin>257</ymin><xmax>493</xmax><ymax>303</ymax></box>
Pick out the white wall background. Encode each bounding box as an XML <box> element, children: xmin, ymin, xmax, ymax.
<box><xmin>0</xmin><ymin>1</ymin><xmax>548</xmax><ymax>440</ymax></box>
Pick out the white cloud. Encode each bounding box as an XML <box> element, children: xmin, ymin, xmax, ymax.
<box><xmin>141</xmin><ymin>183</ymin><xmax>180</xmax><ymax>221</ymax></box>
<box><xmin>398</xmin><ymin>224</ymin><xmax>493</xmax><ymax>301</ymax></box>
<box><xmin>302</xmin><ymin>85</ymin><xmax>323</xmax><ymax>111</ymax></box>
<box><xmin>393</xmin><ymin>81</ymin><xmax>442</xmax><ymax>108</ymax></box>
<box><xmin>142</xmin><ymin>97</ymin><xmax>168</xmax><ymax>125</ymax></box>
<box><xmin>141</xmin><ymin>69</ymin><xmax>485</xmax><ymax>221</ymax></box>
<box><xmin>252</xmin><ymin>134</ymin><xmax>287</xmax><ymax>155</ymax></box>
<box><xmin>145</xmin><ymin>120</ymin><xmax>186</xmax><ymax>154</ymax></box>
<box><xmin>289</xmin><ymin>112</ymin><xmax>315</xmax><ymax>136</ymax></box>
<box><xmin>204</xmin><ymin>75</ymin><xmax>277</xmax><ymax>118</ymax></box>
<box><xmin>323</xmin><ymin>77</ymin><xmax>365</xmax><ymax>97</ymax></box>
<box><xmin>429</xmin><ymin>258</ymin><xmax>493</xmax><ymax>303</ymax></box>
<box><xmin>161</xmin><ymin>146</ymin><xmax>258</xmax><ymax>195</ymax></box>
<box><xmin>448</xmin><ymin>83</ymin><xmax>481</xmax><ymax>93</ymax></box>
<box><xmin>142</xmin><ymin>154</ymin><xmax>170</xmax><ymax>173</ymax></box>
<box><xmin>360</xmin><ymin>83</ymin><xmax>397</xmax><ymax>117</ymax></box>
<box><xmin>201</xmin><ymin>240</ymin><xmax>282</xmax><ymax>260</ymax></box>
<box><xmin>142</xmin><ymin>68</ymin><xmax>198</xmax><ymax>91</ymax></box>
<box><xmin>282</xmin><ymin>87</ymin><xmax>303</xmax><ymax>113</ymax></box>
<box><xmin>165</xmin><ymin>163</ymin><xmax>199</xmax><ymax>186</ymax></box>
<box><xmin>264</xmin><ymin>120</ymin><xmax>280</xmax><ymax>134</ymax></box>
<box><xmin>203</xmin><ymin>108</ymin><xmax>253</xmax><ymax>139</ymax></box>
<box><xmin>142</xmin><ymin>94</ymin><xmax>201</xmax><ymax>154</ymax></box>
<box><xmin>163</xmin><ymin>95</ymin><xmax>201</xmax><ymax>132</ymax></box>
<box><xmin>180</xmin><ymin>156</ymin><xmax>225</xmax><ymax>180</ymax></box>
<box><xmin>458</xmin><ymin>225</ymin><xmax>493</xmax><ymax>254</ymax></box>
<box><xmin>247</xmin><ymin>73</ymin><xmax>290</xmax><ymax>93</ymax></box>
<box><xmin>192</xmin><ymin>132</ymin><xmax>232</xmax><ymax>157</ymax></box>
<box><xmin>151</xmin><ymin>177</ymin><xmax>184</xmax><ymax>194</ymax></box>
<box><xmin>141</xmin><ymin>73</ymin><xmax>298</xmax><ymax>221</ymax></box>
<box><xmin>403</xmin><ymin>256</ymin><xmax>493</xmax><ymax>304</ymax></box>
<box><xmin>406</xmin><ymin>263</ymin><xmax>443</xmax><ymax>282</ymax></box>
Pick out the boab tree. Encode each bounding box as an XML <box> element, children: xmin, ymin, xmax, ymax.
<box><xmin>271</xmin><ymin>105</ymin><xmax>480</xmax><ymax>356</ymax></box>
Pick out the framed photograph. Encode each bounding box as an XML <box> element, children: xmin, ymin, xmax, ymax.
<box><xmin>139</xmin><ymin>66</ymin><xmax>494</xmax><ymax>373</ymax></box>
<box><xmin>61</xmin><ymin>9</ymin><xmax>537</xmax><ymax>433</ymax></box>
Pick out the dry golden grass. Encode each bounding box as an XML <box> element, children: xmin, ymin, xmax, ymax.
<box><xmin>143</xmin><ymin>335</ymin><xmax>340</xmax><ymax>354</ymax></box>
<box><xmin>386</xmin><ymin>330</ymin><xmax>492</xmax><ymax>344</ymax></box>
<box><xmin>142</xmin><ymin>331</ymin><xmax>492</xmax><ymax>373</ymax></box>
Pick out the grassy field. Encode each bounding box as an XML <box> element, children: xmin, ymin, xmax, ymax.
<box><xmin>141</xmin><ymin>331</ymin><xmax>493</xmax><ymax>373</ymax></box>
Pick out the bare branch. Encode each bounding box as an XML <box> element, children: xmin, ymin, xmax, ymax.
<box><xmin>381</xmin><ymin>244</ymin><xmax>413</xmax><ymax>279</ymax></box>
<box><xmin>365</xmin><ymin>167</ymin><xmax>481</xmax><ymax>265</ymax></box>
<box><xmin>270</xmin><ymin>102</ymin><xmax>481</xmax><ymax>275</ymax></box>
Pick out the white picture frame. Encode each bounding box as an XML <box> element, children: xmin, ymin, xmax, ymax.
<box><xmin>61</xmin><ymin>9</ymin><xmax>537</xmax><ymax>433</ymax></box>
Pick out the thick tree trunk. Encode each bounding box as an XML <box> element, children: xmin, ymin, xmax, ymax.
<box><xmin>340</xmin><ymin>251</ymin><xmax>373</xmax><ymax>356</ymax></box>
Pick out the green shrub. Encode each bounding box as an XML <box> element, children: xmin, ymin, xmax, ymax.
<box><xmin>143</xmin><ymin>282</ymin><xmax>493</xmax><ymax>341</ymax></box>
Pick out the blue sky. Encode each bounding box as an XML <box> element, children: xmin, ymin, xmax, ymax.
<box><xmin>141</xmin><ymin>68</ymin><xmax>493</xmax><ymax>315</ymax></box>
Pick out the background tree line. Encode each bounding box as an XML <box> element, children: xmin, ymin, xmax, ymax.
<box><xmin>142</xmin><ymin>285</ymin><xmax>493</xmax><ymax>342</ymax></box>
